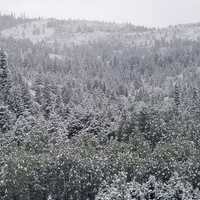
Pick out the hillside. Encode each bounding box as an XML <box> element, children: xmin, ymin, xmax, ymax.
<box><xmin>0</xmin><ymin>13</ymin><xmax>33</xmax><ymax>30</ymax></box>
<box><xmin>0</xmin><ymin>18</ymin><xmax>149</xmax><ymax>45</ymax></box>
<box><xmin>2</xmin><ymin>14</ymin><xmax>200</xmax><ymax>200</ymax></box>
<box><xmin>1</xmin><ymin>17</ymin><xmax>200</xmax><ymax>48</ymax></box>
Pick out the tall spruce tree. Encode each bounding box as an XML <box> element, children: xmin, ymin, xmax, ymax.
<box><xmin>42</xmin><ymin>80</ymin><xmax>53</xmax><ymax>120</ymax></box>
<box><xmin>20</xmin><ymin>80</ymin><xmax>33</xmax><ymax>113</ymax></box>
<box><xmin>0</xmin><ymin>49</ymin><xmax>11</xmax><ymax>104</ymax></box>
<box><xmin>7</xmin><ymin>86</ymin><xmax>24</xmax><ymax>118</ymax></box>
<box><xmin>0</xmin><ymin>104</ymin><xmax>13</xmax><ymax>135</ymax></box>
<box><xmin>174</xmin><ymin>84</ymin><xmax>181</xmax><ymax>112</ymax></box>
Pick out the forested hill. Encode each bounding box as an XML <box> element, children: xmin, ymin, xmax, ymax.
<box><xmin>2</xmin><ymin>14</ymin><xmax>200</xmax><ymax>199</ymax></box>
<box><xmin>0</xmin><ymin>16</ymin><xmax>149</xmax><ymax>44</ymax></box>
<box><xmin>1</xmin><ymin>15</ymin><xmax>200</xmax><ymax>47</ymax></box>
<box><xmin>0</xmin><ymin>13</ymin><xmax>33</xmax><ymax>31</ymax></box>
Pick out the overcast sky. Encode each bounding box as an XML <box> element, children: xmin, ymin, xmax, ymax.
<box><xmin>1</xmin><ymin>0</ymin><xmax>200</xmax><ymax>27</ymax></box>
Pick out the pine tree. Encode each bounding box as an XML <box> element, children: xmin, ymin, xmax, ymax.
<box><xmin>138</xmin><ymin>107</ymin><xmax>148</xmax><ymax>133</ymax></box>
<box><xmin>20</xmin><ymin>80</ymin><xmax>33</xmax><ymax>113</ymax></box>
<box><xmin>13</xmin><ymin>111</ymin><xmax>36</xmax><ymax>146</ymax></box>
<box><xmin>0</xmin><ymin>104</ymin><xmax>13</xmax><ymax>135</ymax></box>
<box><xmin>0</xmin><ymin>49</ymin><xmax>11</xmax><ymax>104</ymax></box>
<box><xmin>61</xmin><ymin>86</ymin><xmax>72</xmax><ymax>105</ymax></box>
<box><xmin>7</xmin><ymin>86</ymin><xmax>23</xmax><ymax>118</ymax></box>
<box><xmin>191</xmin><ymin>87</ymin><xmax>200</xmax><ymax>119</ymax></box>
<box><xmin>34</xmin><ymin>75</ymin><xmax>43</xmax><ymax>105</ymax></box>
<box><xmin>47</xmin><ymin>112</ymin><xmax>67</xmax><ymax>147</ymax></box>
<box><xmin>143</xmin><ymin>176</ymin><xmax>157</xmax><ymax>200</ymax></box>
<box><xmin>174</xmin><ymin>84</ymin><xmax>180</xmax><ymax>111</ymax></box>
<box><xmin>42</xmin><ymin>80</ymin><xmax>53</xmax><ymax>120</ymax></box>
<box><xmin>54</xmin><ymin>89</ymin><xmax>63</xmax><ymax>115</ymax></box>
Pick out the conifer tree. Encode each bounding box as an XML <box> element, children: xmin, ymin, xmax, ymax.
<box><xmin>0</xmin><ymin>104</ymin><xmax>13</xmax><ymax>135</ymax></box>
<box><xmin>14</xmin><ymin>110</ymin><xmax>36</xmax><ymax>146</ymax></box>
<box><xmin>191</xmin><ymin>87</ymin><xmax>200</xmax><ymax>119</ymax></box>
<box><xmin>34</xmin><ymin>75</ymin><xmax>43</xmax><ymax>105</ymax></box>
<box><xmin>174</xmin><ymin>84</ymin><xmax>181</xmax><ymax>111</ymax></box>
<box><xmin>20</xmin><ymin>80</ymin><xmax>33</xmax><ymax>113</ymax></box>
<box><xmin>54</xmin><ymin>89</ymin><xmax>63</xmax><ymax>114</ymax></box>
<box><xmin>0</xmin><ymin>49</ymin><xmax>11</xmax><ymax>104</ymax></box>
<box><xmin>138</xmin><ymin>107</ymin><xmax>148</xmax><ymax>133</ymax></box>
<box><xmin>42</xmin><ymin>80</ymin><xmax>53</xmax><ymax>120</ymax></box>
<box><xmin>7</xmin><ymin>86</ymin><xmax>23</xmax><ymax>118</ymax></box>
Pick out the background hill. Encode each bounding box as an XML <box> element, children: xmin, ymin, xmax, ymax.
<box><xmin>0</xmin><ymin>18</ymin><xmax>149</xmax><ymax>44</ymax></box>
<box><xmin>1</xmin><ymin>16</ymin><xmax>200</xmax><ymax>47</ymax></box>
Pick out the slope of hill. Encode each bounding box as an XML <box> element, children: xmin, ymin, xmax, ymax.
<box><xmin>1</xmin><ymin>17</ymin><xmax>200</xmax><ymax>48</ymax></box>
<box><xmin>2</xmin><ymin>14</ymin><xmax>200</xmax><ymax>200</ymax></box>
<box><xmin>0</xmin><ymin>18</ymin><xmax>149</xmax><ymax>45</ymax></box>
<box><xmin>0</xmin><ymin>13</ymin><xmax>33</xmax><ymax>31</ymax></box>
<box><xmin>1</xmin><ymin>19</ymin><xmax>54</xmax><ymax>43</ymax></box>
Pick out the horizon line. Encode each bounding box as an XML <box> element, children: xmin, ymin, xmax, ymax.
<box><xmin>1</xmin><ymin>10</ymin><xmax>200</xmax><ymax>30</ymax></box>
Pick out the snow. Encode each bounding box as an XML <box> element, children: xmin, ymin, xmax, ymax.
<box><xmin>2</xmin><ymin>18</ymin><xmax>200</xmax><ymax>48</ymax></box>
<box><xmin>196</xmin><ymin>67</ymin><xmax>200</xmax><ymax>74</ymax></box>
<box><xmin>1</xmin><ymin>19</ymin><xmax>55</xmax><ymax>44</ymax></box>
<box><xmin>49</xmin><ymin>53</ymin><xmax>64</xmax><ymax>61</ymax></box>
<box><xmin>177</xmin><ymin>73</ymin><xmax>183</xmax><ymax>80</ymax></box>
<box><xmin>65</xmin><ymin>31</ymin><xmax>110</xmax><ymax>45</ymax></box>
<box><xmin>1</xmin><ymin>17</ymin><xmax>200</xmax><ymax>199</ymax></box>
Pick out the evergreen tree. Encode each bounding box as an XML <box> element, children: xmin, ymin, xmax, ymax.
<box><xmin>0</xmin><ymin>49</ymin><xmax>11</xmax><ymax>104</ymax></box>
<box><xmin>190</xmin><ymin>87</ymin><xmax>200</xmax><ymax>119</ymax></box>
<box><xmin>47</xmin><ymin>112</ymin><xmax>67</xmax><ymax>147</ymax></box>
<box><xmin>54</xmin><ymin>89</ymin><xmax>63</xmax><ymax>115</ymax></box>
<box><xmin>61</xmin><ymin>86</ymin><xmax>72</xmax><ymax>105</ymax></box>
<box><xmin>174</xmin><ymin>84</ymin><xmax>181</xmax><ymax>112</ymax></box>
<box><xmin>143</xmin><ymin>176</ymin><xmax>157</xmax><ymax>200</ymax></box>
<box><xmin>20</xmin><ymin>80</ymin><xmax>33</xmax><ymax>113</ymax></box>
<box><xmin>0</xmin><ymin>104</ymin><xmax>14</xmax><ymax>135</ymax></box>
<box><xmin>138</xmin><ymin>107</ymin><xmax>148</xmax><ymax>133</ymax></box>
<box><xmin>7</xmin><ymin>86</ymin><xmax>23</xmax><ymax>118</ymax></box>
<box><xmin>34</xmin><ymin>75</ymin><xmax>43</xmax><ymax>105</ymax></box>
<box><xmin>42</xmin><ymin>80</ymin><xmax>53</xmax><ymax>120</ymax></box>
<box><xmin>13</xmin><ymin>111</ymin><xmax>36</xmax><ymax>146</ymax></box>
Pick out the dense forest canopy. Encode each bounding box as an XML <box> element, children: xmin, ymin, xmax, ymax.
<box><xmin>1</xmin><ymin>14</ymin><xmax>200</xmax><ymax>199</ymax></box>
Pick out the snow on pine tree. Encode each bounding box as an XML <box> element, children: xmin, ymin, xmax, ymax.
<box><xmin>42</xmin><ymin>79</ymin><xmax>53</xmax><ymax>120</ymax></box>
<box><xmin>47</xmin><ymin>111</ymin><xmax>68</xmax><ymax>147</ymax></box>
<box><xmin>96</xmin><ymin>173</ymin><xmax>200</xmax><ymax>200</ymax></box>
<box><xmin>6</xmin><ymin>85</ymin><xmax>24</xmax><ymax>118</ymax></box>
<box><xmin>174</xmin><ymin>83</ymin><xmax>181</xmax><ymax>114</ymax></box>
<box><xmin>96</xmin><ymin>172</ymin><xmax>143</xmax><ymax>200</ymax></box>
<box><xmin>0</xmin><ymin>49</ymin><xmax>11</xmax><ymax>104</ymax></box>
<box><xmin>33</xmin><ymin>74</ymin><xmax>43</xmax><ymax>106</ymax></box>
<box><xmin>13</xmin><ymin>110</ymin><xmax>36</xmax><ymax>146</ymax></box>
<box><xmin>159</xmin><ymin>172</ymin><xmax>200</xmax><ymax>200</ymax></box>
<box><xmin>0</xmin><ymin>104</ymin><xmax>14</xmax><ymax>135</ymax></box>
<box><xmin>20</xmin><ymin>80</ymin><xmax>33</xmax><ymax>113</ymax></box>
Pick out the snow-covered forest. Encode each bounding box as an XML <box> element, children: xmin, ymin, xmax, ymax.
<box><xmin>2</xmin><ymin>13</ymin><xmax>200</xmax><ymax>199</ymax></box>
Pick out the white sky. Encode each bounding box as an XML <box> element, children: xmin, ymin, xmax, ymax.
<box><xmin>1</xmin><ymin>0</ymin><xmax>200</xmax><ymax>27</ymax></box>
